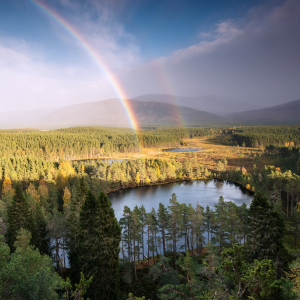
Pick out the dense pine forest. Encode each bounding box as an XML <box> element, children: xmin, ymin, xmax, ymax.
<box><xmin>229</xmin><ymin>126</ymin><xmax>300</xmax><ymax>148</ymax></box>
<box><xmin>1</xmin><ymin>126</ymin><xmax>300</xmax><ymax>299</ymax></box>
<box><xmin>0</xmin><ymin>127</ymin><xmax>215</xmax><ymax>160</ymax></box>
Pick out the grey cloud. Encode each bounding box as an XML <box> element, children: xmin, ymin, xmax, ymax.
<box><xmin>1</xmin><ymin>0</ymin><xmax>299</xmax><ymax>113</ymax></box>
<box><xmin>118</xmin><ymin>0</ymin><xmax>300</xmax><ymax>106</ymax></box>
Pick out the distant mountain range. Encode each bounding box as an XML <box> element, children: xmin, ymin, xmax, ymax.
<box><xmin>133</xmin><ymin>94</ymin><xmax>264</xmax><ymax>116</ymax></box>
<box><xmin>226</xmin><ymin>99</ymin><xmax>300</xmax><ymax>124</ymax></box>
<box><xmin>0</xmin><ymin>99</ymin><xmax>223</xmax><ymax>129</ymax></box>
<box><xmin>41</xmin><ymin>99</ymin><xmax>225</xmax><ymax>128</ymax></box>
<box><xmin>0</xmin><ymin>95</ymin><xmax>299</xmax><ymax>129</ymax></box>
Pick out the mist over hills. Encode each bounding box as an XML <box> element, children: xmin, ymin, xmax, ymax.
<box><xmin>0</xmin><ymin>95</ymin><xmax>299</xmax><ymax>129</ymax></box>
<box><xmin>0</xmin><ymin>109</ymin><xmax>56</xmax><ymax>129</ymax></box>
<box><xmin>0</xmin><ymin>98</ymin><xmax>223</xmax><ymax>129</ymax></box>
<box><xmin>227</xmin><ymin>99</ymin><xmax>300</xmax><ymax>124</ymax></box>
<box><xmin>133</xmin><ymin>94</ymin><xmax>264</xmax><ymax>116</ymax></box>
<box><xmin>43</xmin><ymin>98</ymin><xmax>220</xmax><ymax>128</ymax></box>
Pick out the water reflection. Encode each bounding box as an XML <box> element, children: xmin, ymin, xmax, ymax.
<box><xmin>215</xmin><ymin>180</ymin><xmax>224</xmax><ymax>189</ymax></box>
<box><xmin>109</xmin><ymin>179</ymin><xmax>253</xmax><ymax>221</ymax></box>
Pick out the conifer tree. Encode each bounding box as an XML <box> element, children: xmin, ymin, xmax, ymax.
<box><xmin>297</xmin><ymin>156</ymin><xmax>300</xmax><ymax>175</ymax></box>
<box><xmin>132</xmin><ymin>207</ymin><xmax>142</xmax><ymax>280</ymax></box>
<box><xmin>6</xmin><ymin>185</ymin><xmax>34</xmax><ymax>251</ymax></box>
<box><xmin>79</xmin><ymin>190</ymin><xmax>121</xmax><ymax>299</ymax></box>
<box><xmin>237</xmin><ymin>203</ymin><xmax>249</xmax><ymax>246</ymax></box>
<box><xmin>247</xmin><ymin>192</ymin><xmax>286</xmax><ymax>276</ymax></box>
<box><xmin>194</xmin><ymin>203</ymin><xmax>204</xmax><ymax>260</ymax></box>
<box><xmin>67</xmin><ymin>187</ymin><xmax>82</xmax><ymax>285</ymax></box>
<box><xmin>168</xmin><ymin>193</ymin><xmax>180</xmax><ymax>270</ymax></box>
<box><xmin>212</xmin><ymin>196</ymin><xmax>228</xmax><ymax>253</ymax></box>
<box><xmin>147</xmin><ymin>208</ymin><xmax>158</xmax><ymax>264</ymax></box>
<box><xmin>0</xmin><ymin>229</ymin><xmax>62</xmax><ymax>299</ymax></box>
<box><xmin>48</xmin><ymin>208</ymin><xmax>67</xmax><ymax>274</ymax></box>
<box><xmin>79</xmin><ymin>176</ymin><xmax>89</xmax><ymax>203</ymax></box>
<box><xmin>120</xmin><ymin>206</ymin><xmax>133</xmax><ymax>261</ymax></box>
<box><xmin>33</xmin><ymin>203</ymin><xmax>49</xmax><ymax>255</ymax></box>
<box><xmin>203</xmin><ymin>205</ymin><xmax>213</xmax><ymax>243</ymax></box>
<box><xmin>135</xmin><ymin>205</ymin><xmax>146</xmax><ymax>260</ymax></box>
<box><xmin>178</xmin><ymin>203</ymin><xmax>189</xmax><ymax>251</ymax></box>
<box><xmin>157</xmin><ymin>203</ymin><xmax>169</xmax><ymax>256</ymax></box>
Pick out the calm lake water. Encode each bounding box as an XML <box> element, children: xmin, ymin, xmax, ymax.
<box><xmin>162</xmin><ymin>148</ymin><xmax>204</xmax><ymax>152</ymax></box>
<box><xmin>109</xmin><ymin>179</ymin><xmax>253</xmax><ymax>220</ymax></box>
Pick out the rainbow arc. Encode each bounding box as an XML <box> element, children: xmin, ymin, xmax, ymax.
<box><xmin>28</xmin><ymin>0</ymin><xmax>139</xmax><ymax>131</ymax></box>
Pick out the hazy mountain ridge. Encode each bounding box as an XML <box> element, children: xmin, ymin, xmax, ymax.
<box><xmin>40</xmin><ymin>99</ymin><xmax>224</xmax><ymax>128</ymax></box>
<box><xmin>227</xmin><ymin>99</ymin><xmax>300</xmax><ymax>123</ymax></box>
<box><xmin>133</xmin><ymin>94</ymin><xmax>264</xmax><ymax>115</ymax></box>
<box><xmin>0</xmin><ymin>96</ymin><xmax>299</xmax><ymax>129</ymax></box>
<box><xmin>0</xmin><ymin>98</ymin><xmax>224</xmax><ymax>129</ymax></box>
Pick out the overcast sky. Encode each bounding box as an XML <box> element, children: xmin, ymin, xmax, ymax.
<box><xmin>0</xmin><ymin>0</ymin><xmax>299</xmax><ymax>112</ymax></box>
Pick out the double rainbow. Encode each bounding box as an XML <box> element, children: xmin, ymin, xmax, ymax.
<box><xmin>28</xmin><ymin>0</ymin><xmax>139</xmax><ymax>131</ymax></box>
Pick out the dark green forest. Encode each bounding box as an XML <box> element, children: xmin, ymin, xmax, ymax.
<box><xmin>229</xmin><ymin>126</ymin><xmax>300</xmax><ymax>148</ymax></box>
<box><xmin>1</xmin><ymin>126</ymin><xmax>300</xmax><ymax>299</ymax></box>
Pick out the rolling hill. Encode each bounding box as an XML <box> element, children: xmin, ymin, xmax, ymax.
<box><xmin>227</xmin><ymin>99</ymin><xmax>300</xmax><ymax>124</ymax></box>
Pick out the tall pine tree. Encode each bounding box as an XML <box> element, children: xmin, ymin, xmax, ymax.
<box><xmin>6</xmin><ymin>185</ymin><xmax>34</xmax><ymax>251</ymax></box>
<box><xmin>157</xmin><ymin>203</ymin><xmax>169</xmax><ymax>256</ymax></box>
<box><xmin>247</xmin><ymin>192</ymin><xmax>287</xmax><ymax>276</ymax></box>
<box><xmin>67</xmin><ymin>184</ymin><xmax>83</xmax><ymax>285</ymax></box>
<box><xmin>79</xmin><ymin>190</ymin><xmax>121</xmax><ymax>299</ymax></box>
<box><xmin>33</xmin><ymin>203</ymin><xmax>49</xmax><ymax>255</ymax></box>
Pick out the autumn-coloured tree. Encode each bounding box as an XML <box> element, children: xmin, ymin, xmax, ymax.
<box><xmin>26</xmin><ymin>183</ymin><xmax>41</xmax><ymax>204</ymax></box>
<box><xmin>38</xmin><ymin>179</ymin><xmax>49</xmax><ymax>198</ymax></box>
<box><xmin>135</xmin><ymin>172</ymin><xmax>141</xmax><ymax>185</ymax></box>
<box><xmin>2</xmin><ymin>177</ymin><xmax>14</xmax><ymax>195</ymax></box>
<box><xmin>63</xmin><ymin>186</ymin><xmax>72</xmax><ymax>208</ymax></box>
<box><xmin>59</xmin><ymin>161</ymin><xmax>76</xmax><ymax>177</ymax></box>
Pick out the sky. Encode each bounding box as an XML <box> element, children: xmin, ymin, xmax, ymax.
<box><xmin>0</xmin><ymin>0</ymin><xmax>300</xmax><ymax>112</ymax></box>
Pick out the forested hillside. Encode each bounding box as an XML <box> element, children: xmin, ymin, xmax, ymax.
<box><xmin>1</xmin><ymin>126</ymin><xmax>300</xmax><ymax>299</ymax></box>
<box><xmin>228</xmin><ymin>126</ymin><xmax>300</xmax><ymax>147</ymax></box>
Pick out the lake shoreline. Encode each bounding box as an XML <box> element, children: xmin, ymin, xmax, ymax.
<box><xmin>106</xmin><ymin>176</ymin><xmax>254</xmax><ymax>197</ymax></box>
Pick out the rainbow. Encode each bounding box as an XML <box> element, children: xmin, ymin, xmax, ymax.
<box><xmin>28</xmin><ymin>0</ymin><xmax>139</xmax><ymax>131</ymax></box>
<box><xmin>153</xmin><ymin>59</ymin><xmax>185</xmax><ymax>126</ymax></box>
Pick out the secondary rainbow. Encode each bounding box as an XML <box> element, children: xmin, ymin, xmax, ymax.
<box><xmin>28</xmin><ymin>0</ymin><xmax>139</xmax><ymax>131</ymax></box>
<box><xmin>152</xmin><ymin>59</ymin><xmax>186</xmax><ymax>127</ymax></box>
